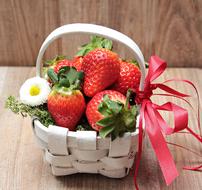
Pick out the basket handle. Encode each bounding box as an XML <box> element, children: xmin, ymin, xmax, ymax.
<box><xmin>36</xmin><ymin>23</ymin><xmax>146</xmax><ymax>90</ymax></box>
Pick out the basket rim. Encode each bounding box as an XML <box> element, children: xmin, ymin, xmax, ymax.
<box><xmin>32</xmin><ymin>118</ymin><xmax>140</xmax><ymax>152</ymax></box>
<box><xmin>32</xmin><ymin>118</ymin><xmax>139</xmax><ymax>139</ymax></box>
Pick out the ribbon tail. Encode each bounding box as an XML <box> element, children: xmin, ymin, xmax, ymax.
<box><xmin>186</xmin><ymin>127</ymin><xmax>202</xmax><ymax>142</ymax></box>
<box><xmin>163</xmin><ymin>79</ymin><xmax>201</xmax><ymax>136</ymax></box>
<box><xmin>145</xmin><ymin>103</ymin><xmax>179</xmax><ymax>185</ymax></box>
<box><xmin>167</xmin><ymin>141</ymin><xmax>202</xmax><ymax>172</ymax></box>
<box><xmin>183</xmin><ymin>165</ymin><xmax>202</xmax><ymax>171</ymax></box>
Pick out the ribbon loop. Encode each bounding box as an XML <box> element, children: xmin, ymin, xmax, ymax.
<box><xmin>135</xmin><ymin>84</ymin><xmax>157</xmax><ymax>104</ymax></box>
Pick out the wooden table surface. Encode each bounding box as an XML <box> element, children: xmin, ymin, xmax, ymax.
<box><xmin>0</xmin><ymin>67</ymin><xmax>201</xmax><ymax>190</ymax></box>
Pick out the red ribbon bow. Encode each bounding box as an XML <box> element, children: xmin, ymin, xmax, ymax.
<box><xmin>134</xmin><ymin>56</ymin><xmax>202</xmax><ymax>189</ymax></box>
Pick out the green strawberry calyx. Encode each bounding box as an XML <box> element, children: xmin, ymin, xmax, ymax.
<box><xmin>76</xmin><ymin>36</ymin><xmax>113</xmax><ymax>56</ymax></box>
<box><xmin>43</xmin><ymin>55</ymin><xmax>68</xmax><ymax>79</ymax></box>
<box><xmin>47</xmin><ymin>66</ymin><xmax>84</xmax><ymax>94</ymax></box>
<box><xmin>97</xmin><ymin>89</ymin><xmax>138</xmax><ymax>140</ymax></box>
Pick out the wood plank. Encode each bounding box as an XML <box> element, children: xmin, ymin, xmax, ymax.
<box><xmin>59</xmin><ymin>0</ymin><xmax>202</xmax><ymax>67</ymax></box>
<box><xmin>0</xmin><ymin>1</ymin><xmax>202</xmax><ymax>67</ymax></box>
<box><xmin>0</xmin><ymin>67</ymin><xmax>201</xmax><ymax>189</ymax></box>
<box><xmin>0</xmin><ymin>0</ymin><xmax>60</xmax><ymax>66</ymax></box>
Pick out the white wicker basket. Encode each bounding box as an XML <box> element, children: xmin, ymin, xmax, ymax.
<box><xmin>32</xmin><ymin>23</ymin><xmax>146</xmax><ymax>178</ymax></box>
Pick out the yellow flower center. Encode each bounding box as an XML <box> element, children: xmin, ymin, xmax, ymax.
<box><xmin>29</xmin><ymin>85</ymin><xmax>40</xmax><ymax>96</ymax></box>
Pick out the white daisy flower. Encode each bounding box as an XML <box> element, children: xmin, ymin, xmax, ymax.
<box><xmin>20</xmin><ymin>77</ymin><xmax>51</xmax><ymax>106</ymax></box>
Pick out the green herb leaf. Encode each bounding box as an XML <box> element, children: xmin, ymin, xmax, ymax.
<box><xmin>76</xmin><ymin>116</ymin><xmax>93</xmax><ymax>131</ymax></box>
<box><xmin>76</xmin><ymin>125</ymin><xmax>86</xmax><ymax>131</ymax></box>
<box><xmin>5</xmin><ymin>96</ymin><xmax>54</xmax><ymax>127</ymax></box>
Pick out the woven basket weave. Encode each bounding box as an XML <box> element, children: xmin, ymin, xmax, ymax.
<box><xmin>32</xmin><ymin>23</ymin><xmax>146</xmax><ymax>178</ymax></box>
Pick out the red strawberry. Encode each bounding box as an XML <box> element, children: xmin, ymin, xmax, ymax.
<box><xmin>72</xmin><ymin>56</ymin><xmax>83</xmax><ymax>71</ymax></box>
<box><xmin>82</xmin><ymin>48</ymin><xmax>120</xmax><ymax>97</ymax></box>
<box><xmin>47</xmin><ymin>66</ymin><xmax>86</xmax><ymax>130</ymax></box>
<box><xmin>54</xmin><ymin>57</ymin><xmax>83</xmax><ymax>73</ymax></box>
<box><xmin>48</xmin><ymin>91</ymin><xmax>85</xmax><ymax>130</ymax></box>
<box><xmin>112</xmin><ymin>60</ymin><xmax>141</xmax><ymax>94</ymax></box>
<box><xmin>86</xmin><ymin>90</ymin><xmax>138</xmax><ymax>139</ymax></box>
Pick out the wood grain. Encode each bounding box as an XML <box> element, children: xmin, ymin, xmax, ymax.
<box><xmin>0</xmin><ymin>0</ymin><xmax>202</xmax><ymax>67</ymax></box>
<box><xmin>0</xmin><ymin>0</ymin><xmax>61</xmax><ymax>66</ymax></box>
<box><xmin>0</xmin><ymin>67</ymin><xmax>202</xmax><ymax>190</ymax></box>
